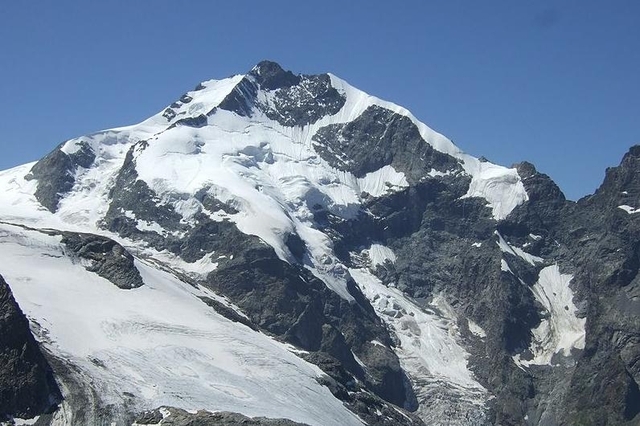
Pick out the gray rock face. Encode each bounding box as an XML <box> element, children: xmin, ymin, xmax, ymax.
<box><xmin>251</xmin><ymin>60</ymin><xmax>301</xmax><ymax>90</ymax></box>
<box><xmin>26</xmin><ymin>141</ymin><xmax>95</xmax><ymax>212</ymax></box>
<box><xmin>219</xmin><ymin>61</ymin><xmax>346</xmax><ymax>127</ymax></box>
<box><xmin>202</xmin><ymin>232</ymin><xmax>418</xmax><ymax>413</ymax></box>
<box><xmin>486</xmin><ymin>147</ymin><xmax>640</xmax><ymax>425</ymax></box>
<box><xmin>60</xmin><ymin>232</ymin><xmax>144</xmax><ymax>290</ymax></box>
<box><xmin>103</xmin><ymin>142</ymin><xmax>185</xmax><ymax>249</ymax></box>
<box><xmin>135</xmin><ymin>407</ymin><xmax>307</xmax><ymax>425</ymax></box>
<box><xmin>0</xmin><ymin>275</ymin><xmax>60</xmax><ymax>420</ymax></box>
<box><xmin>554</xmin><ymin>146</ymin><xmax>640</xmax><ymax>425</ymax></box>
<box><xmin>312</xmin><ymin>105</ymin><xmax>461</xmax><ymax>181</ymax></box>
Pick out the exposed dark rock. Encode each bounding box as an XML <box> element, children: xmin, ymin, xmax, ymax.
<box><xmin>256</xmin><ymin>73</ymin><xmax>345</xmax><ymax>127</ymax></box>
<box><xmin>250</xmin><ymin>60</ymin><xmax>301</xmax><ymax>90</ymax></box>
<box><xmin>0</xmin><ymin>275</ymin><xmax>60</xmax><ymax>420</ymax></box>
<box><xmin>312</xmin><ymin>105</ymin><xmax>461</xmax><ymax>181</ymax></box>
<box><xmin>543</xmin><ymin>146</ymin><xmax>640</xmax><ymax>425</ymax></box>
<box><xmin>60</xmin><ymin>232</ymin><xmax>144</xmax><ymax>289</ymax></box>
<box><xmin>217</xmin><ymin>76</ymin><xmax>257</xmax><ymax>118</ymax></box>
<box><xmin>26</xmin><ymin>141</ymin><xmax>95</xmax><ymax>212</ymax></box>
<box><xmin>135</xmin><ymin>407</ymin><xmax>307</xmax><ymax>425</ymax></box>
<box><xmin>163</xmin><ymin>108</ymin><xmax>177</xmax><ymax>121</ymax></box>
<box><xmin>169</xmin><ymin>113</ymin><xmax>208</xmax><ymax>129</ymax></box>
<box><xmin>103</xmin><ymin>142</ymin><xmax>185</xmax><ymax>247</ymax></box>
<box><xmin>219</xmin><ymin>61</ymin><xmax>346</xmax><ymax>127</ymax></box>
<box><xmin>202</xmin><ymin>231</ymin><xmax>416</xmax><ymax>410</ymax></box>
<box><xmin>198</xmin><ymin>296</ymin><xmax>258</xmax><ymax>331</ymax></box>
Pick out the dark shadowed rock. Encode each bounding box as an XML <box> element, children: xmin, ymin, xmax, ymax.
<box><xmin>250</xmin><ymin>60</ymin><xmax>301</xmax><ymax>90</ymax></box>
<box><xmin>26</xmin><ymin>141</ymin><xmax>95</xmax><ymax>212</ymax></box>
<box><xmin>135</xmin><ymin>407</ymin><xmax>307</xmax><ymax>425</ymax></box>
<box><xmin>219</xmin><ymin>61</ymin><xmax>346</xmax><ymax>127</ymax></box>
<box><xmin>312</xmin><ymin>105</ymin><xmax>461</xmax><ymax>181</ymax></box>
<box><xmin>0</xmin><ymin>275</ymin><xmax>60</xmax><ymax>420</ymax></box>
<box><xmin>202</xmin><ymin>230</ymin><xmax>417</xmax><ymax>412</ymax></box>
<box><xmin>60</xmin><ymin>232</ymin><xmax>144</xmax><ymax>289</ymax></box>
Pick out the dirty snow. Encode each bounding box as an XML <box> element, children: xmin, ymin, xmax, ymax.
<box><xmin>515</xmin><ymin>265</ymin><xmax>586</xmax><ymax>367</ymax></box>
<box><xmin>366</xmin><ymin>243</ymin><xmax>397</xmax><ymax>267</ymax></box>
<box><xmin>349</xmin><ymin>268</ymin><xmax>488</xmax><ymax>423</ymax></box>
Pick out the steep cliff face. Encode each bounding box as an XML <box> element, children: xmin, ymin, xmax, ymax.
<box><xmin>0</xmin><ymin>61</ymin><xmax>637</xmax><ymax>425</ymax></box>
<box><xmin>0</xmin><ymin>275</ymin><xmax>60</xmax><ymax>421</ymax></box>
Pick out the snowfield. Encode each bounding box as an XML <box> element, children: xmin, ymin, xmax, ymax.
<box><xmin>0</xmin><ymin>223</ymin><xmax>363</xmax><ymax>426</ymax></box>
<box><xmin>514</xmin><ymin>265</ymin><xmax>586</xmax><ymax>367</ymax></box>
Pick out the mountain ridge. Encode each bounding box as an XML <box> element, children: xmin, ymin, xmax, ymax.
<box><xmin>0</xmin><ymin>61</ymin><xmax>637</xmax><ymax>425</ymax></box>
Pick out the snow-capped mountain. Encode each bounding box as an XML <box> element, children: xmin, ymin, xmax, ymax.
<box><xmin>0</xmin><ymin>61</ymin><xmax>638</xmax><ymax>426</ymax></box>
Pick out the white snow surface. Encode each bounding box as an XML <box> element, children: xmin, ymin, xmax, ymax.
<box><xmin>501</xmin><ymin>258</ymin><xmax>513</xmax><ymax>273</ymax></box>
<box><xmin>349</xmin><ymin>268</ymin><xmax>488</xmax><ymax>422</ymax></box>
<box><xmin>461</xmin><ymin>160</ymin><xmax>528</xmax><ymax>220</ymax></box>
<box><xmin>11</xmin><ymin>416</ymin><xmax>40</xmax><ymax>426</ymax></box>
<box><xmin>618</xmin><ymin>205</ymin><xmax>640</xmax><ymax>214</ymax></box>
<box><xmin>366</xmin><ymin>243</ymin><xmax>397</xmax><ymax>267</ymax></box>
<box><xmin>496</xmin><ymin>231</ymin><xmax>544</xmax><ymax>266</ymax></box>
<box><xmin>468</xmin><ymin>320</ymin><xmax>487</xmax><ymax>339</ymax></box>
<box><xmin>0</xmin><ymin>223</ymin><xmax>363</xmax><ymax>426</ymax></box>
<box><xmin>515</xmin><ymin>265</ymin><xmax>586</xmax><ymax>367</ymax></box>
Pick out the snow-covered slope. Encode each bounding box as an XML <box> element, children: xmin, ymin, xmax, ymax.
<box><xmin>0</xmin><ymin>62</ymin><xmax>527</xmax><ymax>301</ymax></box>
<box><xmin>0</xmin><ymin>60</ymin><xmax>577</xmax><ymax>426</ymax></box>
<box><xmin>0</xmin><ymin>222</ymin><xmax>362</xmax><ymax>426</ymax></box>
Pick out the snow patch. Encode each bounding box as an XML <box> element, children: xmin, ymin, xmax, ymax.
<box><xmin>468</xmin><ymin>320</ymin><xmax>487</xmax><ymax>338</ymax></box>
<box><xmin>618</xmin><ymin>205</ymin><xmax>640</xmax><ymax>214</ymax></box>
<box><xmin>427</xmin><ymin>169</ymin><xmax>453</xmax><ymax>178</ymax></box>
<box><xmin>496</xmin><ymin>231</ymin><xmax>543</xmax><ymax>266</ymax></box>
<box><xmin>462</xmin><ymin>161</ymin><xmax>528</xmax><ymax>220</ymax></box>
<box><xmin>135</xmin><ymin>219</ymin><xmax>167</xmax><ymax>235</ymax></box>
<box><xmin>356</xmin><ymin>165</ymin><xmax>408</xmax><ymax>197</ymax></box>
<box><xmin>366</xmin><ymin>243</ymin><xmax>397</xmax><ymax>267</ymax></box>
<box><xmin>514</xmin><ymin>265</ymin><xmax>586</xmax><ymax>367</ymax></box>
<box><xmin>12</xmin><ymin>417</ymin><xmax>40</xmax><ymax>426</ymax></box>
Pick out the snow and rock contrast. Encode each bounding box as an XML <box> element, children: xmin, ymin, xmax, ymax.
<box><xmin>0</xmin><ymin>61</ymin><xmax>638</xmax><ymax>425</ymax></box>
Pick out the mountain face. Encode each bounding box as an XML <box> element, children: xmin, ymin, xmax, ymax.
<box><xmin>0</xmin><ymin>60</ymin><xmax>638</xmax><ymax>426</ymax></box>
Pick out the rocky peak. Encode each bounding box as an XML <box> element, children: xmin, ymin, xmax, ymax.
<box><xmin>595</xmin><ymin>145</ymin><xmax>640</xmax><ymax>201</ymax></box>
<box><xmin>250</xmin><ymin>60</ymin><xmax>301</xmax><ymax>90</ymax></box>
<box><xmin>219</xmin><ymin>61</ymin><xmax>345</xmax><ymax>126</ymax></box>
<box><xmin>514</xmin><ymin>161</ymin><xmax>565</xmax><ymax>203</ymax></box>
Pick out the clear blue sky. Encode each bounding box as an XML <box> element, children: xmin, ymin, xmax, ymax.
<box><xmin>0</xmin><ymin>1</ymin><xmax>638</xmax><ymax>200</ymax></box>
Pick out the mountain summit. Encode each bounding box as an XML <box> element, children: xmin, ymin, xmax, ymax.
<box><xmin>0</xmin><ymin>62</ymin><xmax>638</xmax><ymax>425</ymax></box>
